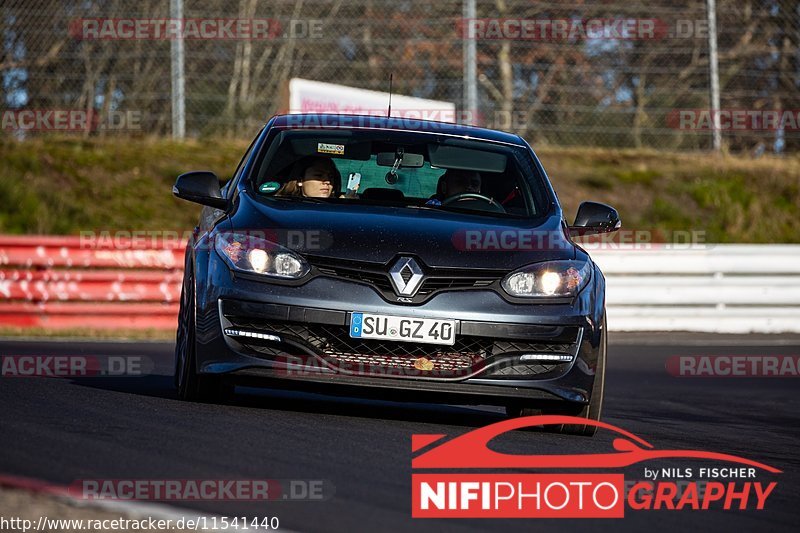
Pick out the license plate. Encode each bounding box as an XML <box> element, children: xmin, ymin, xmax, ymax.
<box><xmin>350</xmin><ymin>312</ymin><xmax>456</xmax><ymax>346</ymax></box>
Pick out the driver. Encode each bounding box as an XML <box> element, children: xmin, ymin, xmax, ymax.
<box><xmin>427</xmin><ymin>169</ymin><xmax>482</xmax><ymax>206</ymax></box>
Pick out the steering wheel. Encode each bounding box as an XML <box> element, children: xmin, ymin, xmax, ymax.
<box><xmin>441</xmin><ymin>193</ymin><xmax>506</xmax><ymax>213</ymax></box>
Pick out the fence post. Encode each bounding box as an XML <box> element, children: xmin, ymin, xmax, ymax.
<box><xmin>462</xmin><ymin>0</ymin><xmax>478</xmax><ymax>126</ymax></box>
<box><xmin>706</xmin><ymin>0</ymin><xmax>721</xmax><ymax>151</ymax></box>
<box><xmin>170</xmin><ymin>0</ymin><xmax>186</xmax><ymax>139</ymax></box>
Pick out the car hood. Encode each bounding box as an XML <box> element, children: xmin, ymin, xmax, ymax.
<box><xmin>231</xmin><ymin>193</ymin><xmax>576</xmax><ymax>270</ymax></box>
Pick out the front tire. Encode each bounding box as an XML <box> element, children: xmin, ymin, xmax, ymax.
<box><xmin>175</xmin><ymin>268</ymin><xmax>230</xmax><ymax>403</ymax></box>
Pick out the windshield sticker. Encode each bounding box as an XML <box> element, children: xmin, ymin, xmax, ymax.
<box><xmin>259</xmin><ymin>181</ymin><xmax>281</xmax><ymax>194</ymax></box>
<box><xmin>317</xmin><ymin>143</ymin><xmax>345</xmax><ymax>155</ymax></box>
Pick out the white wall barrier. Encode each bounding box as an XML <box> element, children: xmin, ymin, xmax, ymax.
<box><xmin>588</xmin><ymin>245</ymin><xmax>800</xmax><ymax>333</ymax></box>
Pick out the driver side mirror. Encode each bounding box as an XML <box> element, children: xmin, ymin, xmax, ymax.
<box><xmin>173</xmin><ymin>171</ymin><xmax>228</xmax><ymax>209</ymax></box>
<box><xmin>569</xmin><ymin>201</ymin><xmax>621</xmax><ymax>237</ymax></box>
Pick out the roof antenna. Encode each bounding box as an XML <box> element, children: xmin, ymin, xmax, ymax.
<box><xmin>387</xmin><ymin>73</ymin><xmax>393</xmax><ymax>118</ymax></box>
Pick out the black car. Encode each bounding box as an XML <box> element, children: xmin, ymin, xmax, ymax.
<box><xmin>172</xmin><ymin>114</ymin><xmax>620</xmax><ymax>436</ymax></box>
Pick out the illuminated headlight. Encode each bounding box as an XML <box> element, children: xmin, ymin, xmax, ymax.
<box><xmin>215</xmin><ymin>232</ymin><xmax>309</xmax><ymax>279</ymax></box>
<box><xmin>247</xmin><ymin>249</ymin><xmax>270</xmax><ymax>273</ymax></box>
<box><xmin>502</xmin><ymin>260</ymin><xmax>591</xmax><ymax>298</ymax></box>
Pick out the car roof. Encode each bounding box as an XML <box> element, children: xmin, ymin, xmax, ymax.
<box><xmin>268</xmin><ymin>113</ymin><xmax>527</xmax><ymax>147</ymax></box>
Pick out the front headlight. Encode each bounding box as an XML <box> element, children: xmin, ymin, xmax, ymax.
<box><xmin>502</xmin><ymin>260</ymin><xmax>591</xmax><ymax>298</ymax></box>
<box><xmin>215</xmin><ymin>231</ymin><xmax>309</xmax><ymax>279</ymax></box>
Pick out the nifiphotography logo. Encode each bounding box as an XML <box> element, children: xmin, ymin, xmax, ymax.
<box><xmin>411</xmin><ymin>416</ymin><xmax>780</xmax><ymax>518</ymax></box>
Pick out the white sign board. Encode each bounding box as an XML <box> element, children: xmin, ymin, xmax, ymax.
<box><xmin>288</xmin><ymin>78</ymin><xmax>457</xmax><ymax>123</ymax></box>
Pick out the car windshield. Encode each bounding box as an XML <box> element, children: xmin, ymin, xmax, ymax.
<box><xmin>250</xmin><ymin>128</ymin><xmax>546</xmax><ymax>217</ymax></box>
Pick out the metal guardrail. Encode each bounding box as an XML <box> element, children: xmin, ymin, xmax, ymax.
<box><xmin>0</xmin><ymin>236</ymin><xmax>181</xmax><ymax>330</ymax></box>
<box><xmin>589</xmin><ymin>245</ymin><xmax>800</xmax><ymax>333</ymax></box>
<box><xmin>0</xmin><ymin>237</ymin><xmax>797</xmax><ymax>333</ymax></box>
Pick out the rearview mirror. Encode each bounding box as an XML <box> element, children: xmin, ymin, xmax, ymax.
<box><xmin>173</xmin><ymin>171</ymin><xmax>228</xmax><ymax>209</ymax></box>
<box><xmin>569</xmin><ymin>201</ymin><xmax>621</xmax><ymax>237</ymax></box>
<box><xmin>376</xmin><ymin>152</ymin><xmax>424</xmax><ymax>168</ymax></box>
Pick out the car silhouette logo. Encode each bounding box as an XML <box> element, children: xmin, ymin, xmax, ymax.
<box><xmin>389</xmin><ymin>256</ymin><xmax>424</xmax><ymax>296</ymax></box>
<box><xmin>412</xmin><ymin>415</ymin><xmax>782</xmax><ymax>472</ymax></box>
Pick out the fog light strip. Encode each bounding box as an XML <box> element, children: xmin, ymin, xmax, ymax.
<box><xmin>223</xmin><ymin>328</ymin><xmax>281</xmax><ymax>342</ymax></box>
<box><xmin>519</xmin><ymin>353</ymin><xmax>573</xmax><ymax>362</ymax></box>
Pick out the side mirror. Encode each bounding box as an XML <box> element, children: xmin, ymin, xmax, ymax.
<box><xmin>569</xmin><ymin>201</ymin><xmax>621</xmax><ymax>237</ymax></box>
<box><xmin>173</xmin><ymin>171</ymin><xmax>227</xmax><ymax>209</ymax></box>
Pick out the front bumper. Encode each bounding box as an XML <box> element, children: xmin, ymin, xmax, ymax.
<box><xmin>192</xmin><ymin>252</ymin><xmax>605</xmax><ymax>406</ymax></box>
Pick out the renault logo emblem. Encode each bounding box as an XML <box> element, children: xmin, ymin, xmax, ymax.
<box><xmin>389</xmin><ymin>257</ymin><xmax>424</xmax><ymax>297</ymax></box>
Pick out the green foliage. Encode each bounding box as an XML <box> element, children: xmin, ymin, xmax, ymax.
<box><xmin>0</xmin><ymin>136</ymin><xmax>247</xmax><ymax>235</ymax></box>
<box><xmin>539</xmin><ymin>147</ymin><xmax>800</xmax><ymax>243</ymax></box>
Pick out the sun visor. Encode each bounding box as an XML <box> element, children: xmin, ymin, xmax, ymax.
<box><xmin>287</xmin><ymin>131</ymin><xmax>371</xmax><ymax>160</ymax></box>
<box><xmin>257</xmin><ymin>130</ymin><xmax>372</xmax><ymax>183</ymax></box>
<box><xmin>428</xmin><ymin>144</ymin><xmax>507</xmax><ymax>173</ymax></box>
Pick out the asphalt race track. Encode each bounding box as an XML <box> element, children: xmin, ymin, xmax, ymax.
<box><xmin>1</xmin><ymin>334</ymin><xmax>798</xmax><ymax>532</ymax></box>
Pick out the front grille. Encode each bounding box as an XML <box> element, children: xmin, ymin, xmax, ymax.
<box><xmin>225</xmin><ymin>315</ymin><xmax>576</xmax><ymax>380</ymax></box>
<box><xmin>328</xmin><ymin>352</ymin><xmax>477</xmax><ymax>373</ymax></box>
<box><xmin>416</xmin><ymin>277</ymin><xmax>497</xmax><ymax>296</ymax></box>
<box><xmin>314</xmin><ymin>266</ymin><xmax>394</xmax><ymax>292</ymax></box>
<box><xmin>307</xmin><ymin>256</ymin><xmax>503</xmax><ymax>302</ymax></box>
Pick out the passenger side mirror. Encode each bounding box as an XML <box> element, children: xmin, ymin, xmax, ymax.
<box><xmin>173</xmin><ymin>171</ymin><xmax>228</xmax><ymax>209</ymax></box>
<box><xmin>569</xmin><ymin>201</ymin><xmax>621</xmax><ymax>237</ymax></box>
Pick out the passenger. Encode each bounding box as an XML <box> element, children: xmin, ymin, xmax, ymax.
<box><xmin>276</xmin><ymin>156</ymin><xmax>341</xmax><ymax>198</ymax></box>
